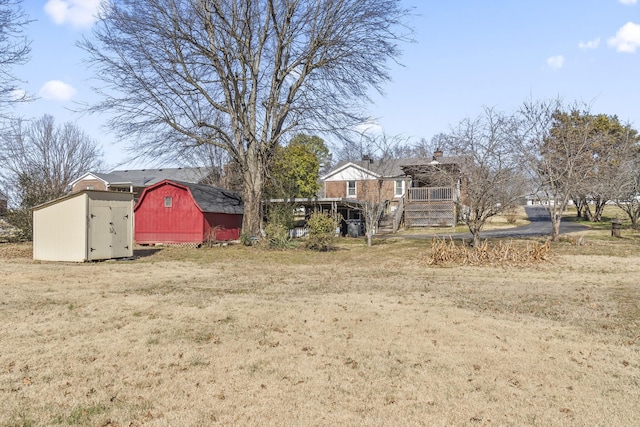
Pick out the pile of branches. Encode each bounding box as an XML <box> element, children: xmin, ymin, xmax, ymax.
<box><xmin>425</xmin><ymin>237</ymin><xmax>552</xmax><ymax>266</ymax></box>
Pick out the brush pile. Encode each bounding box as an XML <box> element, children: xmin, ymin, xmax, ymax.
<box><xmin>425</xmin><ymin>237</ymin><xmax>551</xmax><ymax>266</ymax></box>
<box><xmin>0</xmin><ymin>242</ymin><xmax>32</xmax><ymax>259</ymax></box>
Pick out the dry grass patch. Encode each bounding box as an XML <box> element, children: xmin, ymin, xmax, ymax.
<box><xmin>0</xmin><ymin>236</ymin><xmax>639</xmax><ymax>426</ymax></box>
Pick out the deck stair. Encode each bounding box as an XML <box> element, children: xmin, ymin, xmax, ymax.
<box><xmin>376</xmin><ymin>213</ymin><xmax>395</xmax><ymax>234</ymax></box>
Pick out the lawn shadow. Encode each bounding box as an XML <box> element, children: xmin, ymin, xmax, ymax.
<box><xmin>134</xmin><ymin>247</ymin><xmax>164</xmax><ymax>259</ymax></box>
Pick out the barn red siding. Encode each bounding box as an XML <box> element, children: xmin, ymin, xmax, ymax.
<box><xmin>134</xmin><ymin>184</ymin><xmax>205</xmax><ymax>244</ymax></box>
<box><xmin>134</xmin><ymin>181</ymin><xmax>243</xmax><ymax>244</ymax></box>
<box><xmin>203</xmin><ymin>212</ymin><xmax>242</xmax><ymax>241</ymax></box>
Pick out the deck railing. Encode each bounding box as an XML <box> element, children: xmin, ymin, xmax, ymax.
<box><xmin>408</xmin><ymin>187</ymin><xmax>455</xmax><ymax>202</ymax></box>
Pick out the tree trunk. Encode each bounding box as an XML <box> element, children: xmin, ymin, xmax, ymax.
<box><xmin>573</xmin><ymin>197</ymin><xmax>585</xmax><ymax>218</ymax></box>
<box><xmin>471</xmin><ymin>230</ymin><xmax>481</xmax><ymax>248</ymax></box>
<box><xmin>241</xmin><ymin>153</ymin><xmax>265</xmax><ymax>238</ymax></box>
<box><xmin>365</xmin><ymin>206</ymin><xmax>376</xmax><ymax>247</ymax></box>
<box><xmin>467</xmin><ymin>219</ymin><xmax>482</xmax><ymax>248</ymax></box>
<box><xmin>593</xmin><ymin>199</ymin><xmax>607</xmax><ymax>222</ymax></box>
<box><xmin>583</xmin><ymin>204</ymin><xmax>594</xmax><ymax>222</ymax></box>
<box><xmin>627</xmin><ymin>206</ymin><xmax>640</xmax><ymax>230</ymax></box>
<box><xmin>550</xmin><ymin>213</ymin><xmax>562</xmax><ymax>241</ymax></box>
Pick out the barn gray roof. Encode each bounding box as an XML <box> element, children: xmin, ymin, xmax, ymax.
<box><xmin>330</xmin><ymin>156</ymin><xmax>462</xmax><ymax>178</ymax></box>
<box><xmin>93</xmin><ymin>167</ymin><xmax>213</xmax><ymax>187</ymax></box>
<box><xmin>173</xmin><ymin>180</ymin><xmax>244</xmax><ymax>215</ymax></box>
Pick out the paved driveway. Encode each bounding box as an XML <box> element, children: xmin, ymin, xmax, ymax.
<box><xmin>383</xmin><ymin>206</ymin><xmax>589</xmax><ymax>240</ymax></box>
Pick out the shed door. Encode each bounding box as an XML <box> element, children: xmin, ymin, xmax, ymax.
<box><xmin>110</xmin><ymin>206</ymin><xmax>132</xmax><ymax>258</ymax></box>
<box><xmin>88</xmin><ymin>202</ymin><xmax>132</xmax><ymax>260</ymax></box>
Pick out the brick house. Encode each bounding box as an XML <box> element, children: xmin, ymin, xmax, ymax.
<box><xmin>321</xmin><ymin>152</ymin><xmax>462</xmax><ymax>230</ymax></box>
<box><xmin>268</xmin><ymin>152</ymin><xmax>462</xmax><ymax>236</ymax></box>
<box><xmin>69</xmin><ymin>167</ymin><xmax>216</xmax><ymax>199</ymax></box>
<box><xmin>322</xmin><ymin>157</ymin><xmax>408</xmax><ymax>209</ymax></box>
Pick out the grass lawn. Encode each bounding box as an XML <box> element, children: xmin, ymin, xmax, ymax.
<box><xmin>0</xmin><ymin>228</ymin><xmax>639</xmax><ymax>426</ymax></box>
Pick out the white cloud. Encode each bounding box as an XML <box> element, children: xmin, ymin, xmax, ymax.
<box><xmin>619</xmin><ymin>0</ymin><xmax>637</xmax><ymax>5</ymax></box>
<box><xmin>546</xmin><ymin>55</ymin><xmax>565</xmax><ymax>69</ymax></box>
<box><xmin>39</xmin><ymin>80</ymin><xmax>77</xmax><ymax>101</ymax></box>
<box><xmin>578</xmin><ymin>38</ymin><xmax>600</xmax><ymax>50</ymax></box>
<box><xmin>608</xmin><ymin>22</ymin><xmax>640</xmax><ymax>52</ymax></box>
<box><xmin>44</xmin><ymin>0</ymin><xmax>102</xmax><ymax>29</ymax></box>
<box><xmin>10</xmin><ymin>89</ymin><xmax>27</xmax><ymax>101</ymax></box>
<box><xmin>355</xmin><ymin>118</ymin><xmax>384</xmax><ymax>136</ymax></box>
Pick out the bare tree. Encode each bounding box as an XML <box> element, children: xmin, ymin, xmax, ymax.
<box><xmin>80</xmin><ymin>0</ymin><xmax>410</xmax><ymax>236</ymax></box>
<box><xmin>176</xmin><ymin>142</ymin><xmax>244</xmax><ymax>191</ymax></box>
<box><xmin>0</xmin><ymin>115</ymin><xmax>103</xmax><ymax>238</ymax></box>
<box><xmin>556</xmin><ymin>113</ymin><xmax>638</xmax><ymax>223</ymax></box>
<box><xmin>441</xmin><ymin>107</ymin><xmax>528</xmax><ymax>247</ymax></box>
<box><xmin>0</xmin><ymin>0</ymin><xmax>31</xmax><ymax>111</ymax></box>
<box><xmin>613</xmin><ymin>144</ymin><xmax>640</xmax><ymax>229</ymax></box>
<box><xmin>341</xmin><ymin>133</ymin><xmax>405</xmax><ymax>247</ymax></box>
<box><xmin>516</xmin><ymin>99</ymin><xmax>596</xmax><ymax>241</ymax></box>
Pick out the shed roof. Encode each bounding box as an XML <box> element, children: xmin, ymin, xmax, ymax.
<box><xmin>32</xmin><ymin>189</ymin><xmax>134</xmax><ymax>211</ymax></box>
<box><xmin>136</xmin><ymin>180</ymin><xmax>244</xmax><ymax>215</ymax></box>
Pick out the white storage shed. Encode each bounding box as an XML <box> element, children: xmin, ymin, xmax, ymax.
<box><xmin>33</xmin><ymin>190</ymin><xmax>134</xmax><ymax>262</ymax></box>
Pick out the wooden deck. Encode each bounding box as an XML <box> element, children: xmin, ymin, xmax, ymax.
<box><xmin>402</xmin><ymin>187</ymin><xmax>457</xmax><ymax>228</ymax></box>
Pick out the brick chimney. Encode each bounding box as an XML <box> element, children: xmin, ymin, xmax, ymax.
<box><xmin>362</xmin><ymin>154</ymin><xmax>373</xmax><ymax>163</ymax></box>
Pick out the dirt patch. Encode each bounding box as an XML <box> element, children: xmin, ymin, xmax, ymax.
<box><xmin>0</xmin><ymin>237</ymin><xmax>639</xmax><ymax>426</ymax></box>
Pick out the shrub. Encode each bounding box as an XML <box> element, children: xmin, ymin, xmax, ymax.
<box><xmin>265</xmin><ymin>203</ymin><xmax>295</xmax><ymax>230</ymax></box>
<box><xmin>264</xmin><ymin>222</ymin><xmax>295</xmax><ymax>249</ymax></box>
<box><xmin>3</xmin><ymin>208</ymin><xmax>32</xmax><ymax>241</ymax></box>
<box><xmin>240</xmin><ymin>231</ymin><xmax>254</xmax><ymax>246</ymax></box>
<box><xmin>504</xmin><ymin>207</ymin><xmax>519</xmax><ymax>224</ymax></box>
<box><xmin>264</xmin><ymin>204</ymin><xmax>295</xmax><ymax>249</ymax></box>
<box><xmin>307</xmin><ymin>212</ymin><xmax>339</xmax><ymax>251</ymax></box>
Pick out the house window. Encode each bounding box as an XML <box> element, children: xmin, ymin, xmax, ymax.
<box><xmin>394</xmin><ymin>180</ymin><xmax>404</xmax><ymax>197</ymax></box>
<box><xmin>164</xmin><ymin>196</ymin><xmax>172</xmax><ymax>207</ymax></box>
<box><xmin>86</xmin><ymin>185</ymin><xmax>94</xmax><ymax>190</ymax></box>
<box><xmin>347</xmin><ymin>181</ymin><xmax>356</xmax><ymax>197</ymax></box>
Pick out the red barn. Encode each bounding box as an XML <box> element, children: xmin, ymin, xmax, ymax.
<box><xmin>134</xmin><ymin>180</ymin><xmax>243</xmax><ymax>244</ymax></box>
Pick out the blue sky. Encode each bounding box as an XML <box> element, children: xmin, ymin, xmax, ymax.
<box><xmin>11</xmin><ymin>0</ymin><xmax>640</xmax><ymax>169</ymax></box>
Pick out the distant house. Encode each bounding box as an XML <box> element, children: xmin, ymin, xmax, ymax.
<box><xmin>267</xmin><ymin>152</ymin><xmax>462</xmax><ymax>236</ymax></box>
<box><xmin>321</xmin><ymin>152</ymin><xmax>462</xmax><ymax>230</ymax></box>
<box><xmin>69</xmin><ymin>167</ymin><xmax>216</xmax><ymax>198</ymax></box>
<box><xmin>134</xmin><ymin>180</ymin><xmax>243</xmax><ymax>244</ymax></box>
<box><xmin>322</xmin><ymin>157</ymin><xmax>408</xmax><ymax>208</ymax></box>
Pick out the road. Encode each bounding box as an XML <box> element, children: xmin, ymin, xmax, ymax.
<box><xmin>384</xmin><ymin>206</ymin><xmax>589</xmax><ymax>240</ymax></box>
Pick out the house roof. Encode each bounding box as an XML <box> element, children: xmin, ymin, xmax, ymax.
<box><xmin>71</xmin><ymin>167</ymin><xmax>214</xmax><ymax>188</ymax></box>
<box><xmin>325</xmin><ymin>156</ymin><xmax>461</xmax><ymax>180</ymax></box>
<box><xmin>320</xmin><ymin>161</ymin><xmax>381</xmax><ymax>181</ymax></box>
<box><xmin>136</xmin><ymin>180</ymin><xmax>244</xmax><ymax>215</ymax></box>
